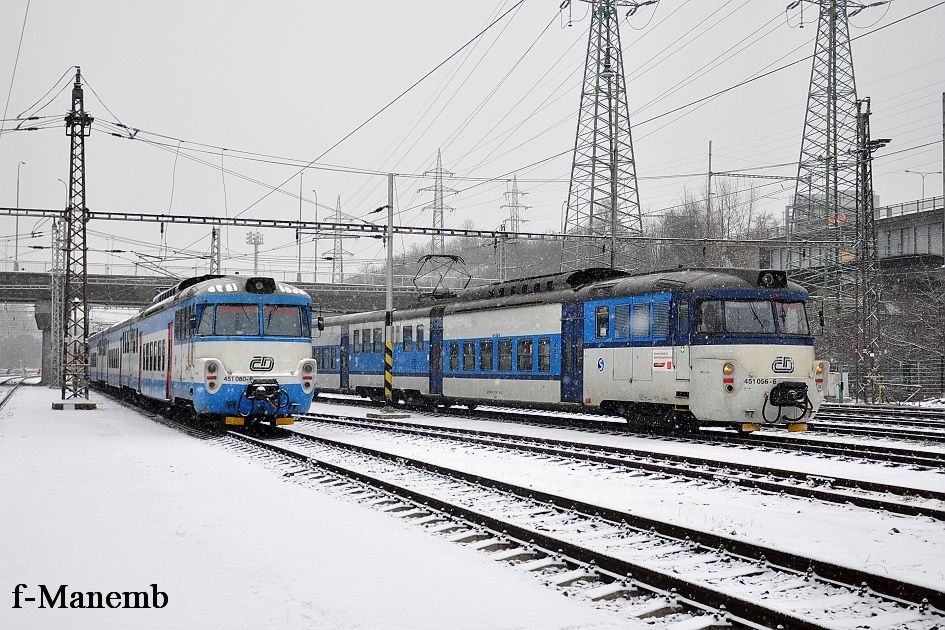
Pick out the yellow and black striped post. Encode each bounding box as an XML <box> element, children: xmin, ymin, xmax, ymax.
<box><xmin>384</xmin><ymin>338</ymin><xmax>393</xmax><ymax>403</ymax></box>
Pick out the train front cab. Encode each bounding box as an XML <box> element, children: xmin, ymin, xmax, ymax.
<box><xmin>683</xmin><ymin>289</ymin><xmax>827</xmax><ymax>432</ymax></box>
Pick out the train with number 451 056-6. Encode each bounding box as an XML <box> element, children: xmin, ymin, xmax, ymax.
<box><xmin>312</xmin><ymin>267</ymin><xmax>827</xmax><ymax>432</ymax></box>
<box><xmin>89</xmin><ymin>274</ymin><xmax>317</xmax><ymax>430</ymax></box>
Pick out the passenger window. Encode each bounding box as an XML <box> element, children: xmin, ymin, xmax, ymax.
<box><xmin>403</xmin><ymin>325</ymin><xmax>413</xmax><ymax>351</ymax></box>
<box><xmin>353</xmin><ymin>330</ymin><xmax>360</xmax><ymax>353</ymax></box>
<box><xmin>363</xmin><ymin>328</ymin><xmax>371</xmax><ymax>352</ymax></box>
<box><xmin>631</xmin><ymin>304</ymin><xmax>650</xmax><ymax>339</ymax></box>
<box><xmin>373</xmin><ymin>327</ymin><xmax>382</xmax><ymax>353</ymax></box>
<box><xmin>479</xmin><ymin>340</ymin><xmax>493</xmax><ymax>371</ymax></box>
<box><xmin>498</xmin><ymin>339</ymin><xmax>512</xmax><ymax>371</ymax></box>
<box><xmin>462</xmin><ymin>341</ymin><xmax>475</xmax><ymax>371</ymax></box>
<box><xmin>614</xmin><ymin>304</ymin><xmax>630</xmax><ymax>339</ymax></box>
<box><xmin>538</xmin><ymin>338</ymin><xmax>551</xmax><ymax>372</ymax></box>
<box><xmin>595</xmin><ymin>306</ymin><xmax>609</xmax><ymax>338</ymax></box>
<box><xmin>449</xmin><ymin>342</ymin><xmax>459</xmax><ymax>371</ymax></box>
<box><xmin>517</xmin><ymin>338</ymin><xmax>534</xmax><ymax>371</ymax></box>
<box><xmin>416</xmin><ymin>325</ymin><xmax>425</xmax><ymax>351</ymax></box>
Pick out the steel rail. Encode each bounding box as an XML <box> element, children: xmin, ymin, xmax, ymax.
<box><xmin>268</xmin><ymin>427</ymin><xmax>944</xmax><ymax>625</ymax></box>
<box><xmin>297</xmin><ymin>412</ymin><xmax>945</xmax><ymax>520</ymax></box>
<box><xmin>313</xmin><ymin>395</ymin><xmax>945</xmax><ymax>468</ymax></box>
<box><xmin>0</xmin><ymin>379</ymin><xmax>23</xmax><ymax>415</ymax></box>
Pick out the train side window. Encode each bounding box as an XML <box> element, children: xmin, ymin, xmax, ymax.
<box><xmin>517</xmin><ymin>338</ymin><xmax>534</xmax><ymax>372</ymax></box>
<box><xmin>479</xmin><ymin>340</ymin><xmax>493</xmax><ymax>371</ymax></box>
<box><xmin>353</xmin><ymin>330</ymin><xmax>360</xmax><ymax>353</ymax></box>
<box><xmin>631</xmin><ymin>304</ymin><xmax>651</xmax><ymax>339</ymax></box>
<box><xmin>363</xmin><ymin>328</ymin><xmax>371</xmax><ymax>353</ymax></box>
<box><xmin>652</xmin><ymin>302</ymin><xmax>670</xmax><ymax>337</ymax></box>
<box><xmin>538</xmin><ymin>338</ymin><xmax>551</xmax><ymax>372</ymax></box>
<box><xmin>676</xmin><ymin>301</ymin><xmax>690</xmax><ymax>335</ymax></box>
<box><xmin>416</xmin><ymin>325</ymin><xmax>425</xmax><ymax>351</ymax></box>
<box><xmin>614</xmin><ymin>304</ymin><xmax>630</xmax><ymax>339</ymax></box>
<box><xmin>595</xmin><ymin>306</ymin><xmax>610</xmax><ymax>338</ymax></box>
<box><xmin>449</xmin><ymin>342</ymin><xmax>459</xmax><ymax>371</ymax></box>
<box><xmin>373</xmin><ymin>328</ymin><xmax>382</xmax><ymax>353</ymax></box>
<box><xmin>562</xmin><ymin>341</ymin><xmax>571</xmax><ymax>374</ymax></box>
<box><xmin>546</xmin><ymin>281</ymin><xmax>553</xmax><ymax>291</ymax></box>
<box><xmin>696</xmin><ymin>300</ymin><xmax>723</xmax><ymax>333</ymax></box>
<box><xmin>498</xmin><ymin>339</ymin><xmax>512</xmax><ymax>371</ymax></box>
<box><xmin>462</xmin><ymin>341</ymin><xmax>475</xmax><ymax>371</ymax></box>
<box><xmin>403</xmin><ymin>325</ymin><xmax>413</xmax><ymax>351</ymax></box>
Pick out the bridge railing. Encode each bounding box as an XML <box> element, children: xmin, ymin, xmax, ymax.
<box><xmin>875</xmin><ymin>195</ymin><xmax>943</xmax><ymax>220</ymax></box>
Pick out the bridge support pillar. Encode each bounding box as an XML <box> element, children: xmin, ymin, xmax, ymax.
<box><xmin>33</xmin><ymin>301</ymin><xmax>54</xmax><ymax>386</ymax></box>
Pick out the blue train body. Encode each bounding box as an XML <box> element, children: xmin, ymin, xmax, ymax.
<box><xmin>89</xmin><ymin>275</ymin><xmax>317</xmax><ymax>428</ymax></box>
<box><xmin>314</xmin><ymin>268</ymin><xmax>827</xmax><ymax>431</ymax></box>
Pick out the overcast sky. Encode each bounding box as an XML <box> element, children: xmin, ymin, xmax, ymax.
<box><xmin>1</xmin><ymin>0</ymin><xmax>942</xmax><ymax>281</ymax></box>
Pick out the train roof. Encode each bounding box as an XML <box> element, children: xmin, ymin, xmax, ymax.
<box><xmin>323</xmin><ymin>267</ymin><xmax>807</xmax><ymax>326</ymax></box>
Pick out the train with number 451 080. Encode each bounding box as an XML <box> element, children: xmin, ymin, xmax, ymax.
<box><xmin>89</xmin><ymin>274</ymin><xmax>317</xmax><ymax>429</ymax></box>
<box><xmin>312</xmin><ymin>267</ymin><xmax>828</xmax><ymax>432</ymax></box>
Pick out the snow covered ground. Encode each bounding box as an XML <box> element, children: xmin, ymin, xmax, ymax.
<box><xmin>0</xmin><ymin>386</ymin><xmax>633</xmax><ymax>630</ymax></box>
<box><xmin>299</xmin><ymin>403</ymin><xmax>945</xmax><ymax>591</ymax></box>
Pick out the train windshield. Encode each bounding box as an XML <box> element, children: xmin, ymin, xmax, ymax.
<box><xmin>697</xmin><ymin>299</ymin><xmax>809</xmax><ymax>335</ymax></box>
<box><xmin>263</xmin><ymin>305</ymin><xmax>310</xmax><ymax>337</ymax></box>
<box><xmin>214</xmin><ymin>305</ymin><xmax>260</xmax><ymax>336</ymax></box>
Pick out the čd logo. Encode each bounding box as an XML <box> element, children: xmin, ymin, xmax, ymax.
<box><xmin>771</xmin><ymin>356</ymin><xmax>794</xmax><ymax>373</ymax></box>
<box><xmin>250</xmin><ymin>356</ymin><xmax>274</xmax><ymax>371</ymax></box>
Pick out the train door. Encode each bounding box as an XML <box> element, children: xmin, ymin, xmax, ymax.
<box><xmin>119</xmin><ymin>332</ymin><xmax>125</xmax><ymax>388</ymax></box>
<box><xmin>674</xmin><ymin>297</ymin><xmax>691</xmax><ymax>382</ymax></box>
<box><xmin>166</xmin><ymin>323</ymin><xmax>173</xmax><ymax>401</ymax></box>
<box><xmin>340</xmin><ymin>325</ymin><xmax>350</xmax><ymax>390</ymax></box>
<box><xmin>560</xmin><ymin>302</ymin><xmax>584</xmax><ymax>403</ymax></box>
<box><xmin>429</xmin><ymin>309</ymin><xmax>444</xmax><ymax>395</ymax></box>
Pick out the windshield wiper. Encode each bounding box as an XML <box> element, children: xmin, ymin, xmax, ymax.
<box><xmin>747</xmin><ymin>302</ymin><xmax>769</xmax><ymax>332</ymax></box>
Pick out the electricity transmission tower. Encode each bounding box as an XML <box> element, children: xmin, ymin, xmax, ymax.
<box><xmin>561</xmin><ymin>0</ymin><xmax>643</xmax><ymax>272</ymax></box>
<box><xmin>420</xmin><ymin>149</ymin><xmax>455</xmax><ymax>255</ymax></box>
<box><xmin>330</xmin><ymin>195</ymin><xmax>348</xmax><ymax>284</ymax></box>
<box><xmin>854</xmin><ymin>97</ymin><xmax>888</xmax><ymax>402</ymax></box>
<box><xmin>246</xmin><ymin>230</ymin><xmax>264</xmax><ymax>274</ymax></box>
<box><xmin>61</xmin><ymin>67</ymin><xmax>94</xmax><ymax>401</ymax></box>
<box><xmin>498</xmin><ymin>176</ymin><xmax>529</xmax><ymax>281</ymax></box>
<box><xmin>786</xmin><ymin>0</ymin><xmax>886</xmax><ymax>373</ymax></box>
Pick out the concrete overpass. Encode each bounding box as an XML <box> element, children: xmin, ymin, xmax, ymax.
<box><xmin>0</xmin><ymin>271</ymin><xmax>425</xmax><ymax>384</ymax></box>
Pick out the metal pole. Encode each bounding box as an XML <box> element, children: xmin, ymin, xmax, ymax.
<box><xmin>297</xmin><ymin>173</ymin><xmax>302</xmax><ymax>282</ymax></box>
<box><xmin>706</xmin><ymin>140</ymin><xmax>712</xmax><ymax>263</ymax></box>
<box><xmin>384</xmin><ymin>173</ymin><xmax>394</xmax><ymax>407</ymax></box>
<box><xmin>941</xmin><ymin>91</ymin><xmax>944</xmax><ymax>266</ymax></box>
<box><xmin>15</xmin><ymin>161</ymin><xmax>25</xmax><ymax>271</ymax></box>
<box><xmin>312</xmin><ymin>188</ymin><xmax>318</xmax><ymax>284</ymax></box>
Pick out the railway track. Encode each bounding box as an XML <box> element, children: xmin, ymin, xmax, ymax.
<box><xmin>0</xmin><ymin>378</ymin><xmax>24</xmax><ymax>415</ymax></box>
<box><xmin>254</xmin><ymin>425</ymin><xmax>944</xmax><ymax>629</ymax></box>
<box><xmin>314</xmin><ymin>395</ymin><xmax>945</xmax><ymax>469</ymax></box>
<box><xmin>91</xmin><ymin>387</ymin><xmax>945</xmax><ymax>627</ymax></box>
<box><xmin>296</xmin><ymin>412</ymin><xmax>945</xmax><ymax>521</ymax></box>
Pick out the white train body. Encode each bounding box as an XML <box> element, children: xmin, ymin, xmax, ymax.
<box><xmin>313</xmin><ymin>268</ymin><xmax>826</xmax><ymax>430</ymax></box>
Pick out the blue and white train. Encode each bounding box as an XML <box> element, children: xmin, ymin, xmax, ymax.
<box><xmin>313</xmin><ymin>268</ymin><xmax>827</xmax><ymax>431</ymax></box>
<box><xmin>89</xmin><ymin>275</ymin><xmax>317</xmax><ymax>428</ymax></box>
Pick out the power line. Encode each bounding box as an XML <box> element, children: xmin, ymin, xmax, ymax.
<box><xmin>0</xmin><ymin>0</ymin><xmax>31</xmax><ymax>153</ymax></box>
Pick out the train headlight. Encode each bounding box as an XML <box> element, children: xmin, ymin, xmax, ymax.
<box><xmin>815</xmin><ymin>362</ymin><xmax>825</xmax><ymax>375</ymax></box>
<box><xmin>722</xmin><ymin>362</ymin><xmax>735</xmax><ymax>376</ymax></box>
<box><xmin>303</xmin><ymin>362</ymin><xmax>314</xmax><ymax>374</ymax></box>
<box><xmin>206</xmin><ymin>362</ymin><xmax>217</xmax><ymax>374</ymax></box>
<box><xmin>207</xmin><ymin>381</ymin><xmax>216</xmax><ymax>390</ymax></box>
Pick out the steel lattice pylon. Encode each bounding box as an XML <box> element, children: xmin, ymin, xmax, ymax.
<box><xmin>788</xmin><ymin>0</ymin><xmax>859</xmax><ymax>315</ymax></box>
<box><xmin>330</xmin><ymin>195</ymin><xmax>347</xmax><ymax>283</ymax></box>
<box><xmin>420</xmin><ymin>149</ymin><xmax>454</xmax><ymax>255</ymax></box>
<box><xmin>62</xmin><ymin>68</ymin><xmax>93</xmax><ymax>400</ymax></box>
<box><xmin>561</xmin><ymin>0</ymin><xmax>643</xmax><ymax>272</ymax></box>
<box><xmin>49</xmin><ymin>216</ymin><xmax>65</xmax><ymax>388</ymax></box>
<box><xmin>854</xmin><ymin>97</ymin><xmax>885</xmax><ymax>402</ymax></box>
<box><xmin>498</xmin><ymin>175</ymin><xmax>529</xmax><ymax>281</ymax></box>
<box><xmin>209</xmin><ymin>227</ymin><xmax>221</xmax><ymax>273</ymax></box>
